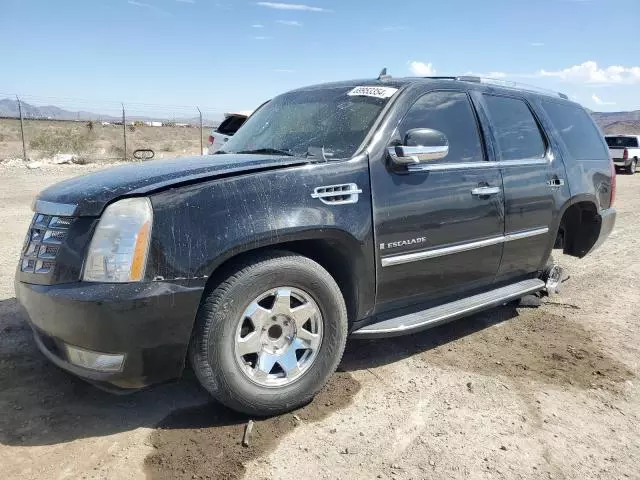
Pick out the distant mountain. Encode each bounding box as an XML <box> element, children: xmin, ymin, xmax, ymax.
<box><xmin>0</xmin><ymin>98</ymin><xmax>220</xmax><ymax>126</ymax></box>
<box><xmin>0</xmin><ymin>98</ymin><xmax>114</xmax><ymax>122</ymax></box>
<box><xmin>591</xmin><ymin>110</ymin><xmax>640</xmax><ymax>135</ymax></box>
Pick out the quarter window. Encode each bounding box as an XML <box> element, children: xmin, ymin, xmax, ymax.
<box><xmin>483</xmin><ymin>95</ymin><xmax>546</xmax><ymax>161</ymax></box>
<box><xmin>398</xmin><ymin>91</ymin><xmax>484</xmax><ymax>163</ymax></box>
<box><xmin>542</xmin><ymin>101</ymin><xmax>610</xmax><ymax>159</ymax></box>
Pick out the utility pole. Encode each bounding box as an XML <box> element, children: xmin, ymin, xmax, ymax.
<box><xmin>197</xmin><ymin>107</ymin><xmax>203</xmax><ymax>155</ymax></box>
<box><xmin>17</xmin><ymin>96</ymin><xmax>27</xmax><ymax>162</ymax></box>
<box><xmin>122</xmin><ymin>103</ymin><xmax>127</xmax><ymax>161</ymax></box>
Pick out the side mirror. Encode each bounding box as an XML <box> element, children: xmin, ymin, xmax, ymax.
<box><xmin>388</xmin><ymin>128</ymin><xmax>449</xmax><ymax>165</ymax></box>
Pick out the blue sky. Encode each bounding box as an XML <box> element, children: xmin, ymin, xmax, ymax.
<box><xmin>1</xmin><ymin>0</ymin><xmax>639</xmax><ymax>116</ymax></box>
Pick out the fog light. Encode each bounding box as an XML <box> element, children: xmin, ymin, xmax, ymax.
<box><xmin>64</xmin><ymin>344</ymin><xmax>125</xmax><ymax>372</ymax></box>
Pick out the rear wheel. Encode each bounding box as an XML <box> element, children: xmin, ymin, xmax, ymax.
<box><xmin>628</xmin><ymin>158</ymin><xmax>637</xmax><ymax>175</ymax></box>
<box><xmin>189</xmin><ymin>252</ymin><xmax>348</xmax><ymax>416</ymax></box>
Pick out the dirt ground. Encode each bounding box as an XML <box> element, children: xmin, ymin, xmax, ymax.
<box><xmin>1</xmin><ymin>164</ymin><xmax>639</xmax><ymax>480</ymax></box>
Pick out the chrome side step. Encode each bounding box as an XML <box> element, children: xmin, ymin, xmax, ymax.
<box><xmin>351</xmin><ymin>279</ymin><xmax>545</xmax><ymax>339</ymax></box>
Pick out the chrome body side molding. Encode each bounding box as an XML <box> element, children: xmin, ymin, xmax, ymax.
<box><xmin>381</xmin><ymin>227</ymin><xmax>549</xmax><ymax>267</ymax></box>
<box><xmin>406</xmin><ymin>158</ymin><xmax>549</xmax><ymax>172</ymax></box>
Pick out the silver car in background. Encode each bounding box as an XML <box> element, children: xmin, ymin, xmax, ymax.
<box><xmin>207</xmin><ymin>111</ymin><xmax>251</xmax><ymax>154</ymax></box>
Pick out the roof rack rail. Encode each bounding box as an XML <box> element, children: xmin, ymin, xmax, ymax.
<box><xmin>454</xmin><ymin>75</ymin><xmax>569</xmax><ymax>100</ymax></box>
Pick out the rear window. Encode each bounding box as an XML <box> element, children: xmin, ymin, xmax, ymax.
<box><xmin>217</xmin><ymin>115</ymin><xmax>247</xmax><ymax>135</ymax></box>
<box><xmin>482</xmin><ymin>95</ymin><xmax>546</xmax><ymax>161</ymax></box>
<box><xmin>541</xmin><ymin>101</ymin><xmax>609</xmax><ymax>159</ymax></box>
<box><xmin>605</xmin><ymin>136</ymin><xmax>639</xmax><ymax>148</ymax></box>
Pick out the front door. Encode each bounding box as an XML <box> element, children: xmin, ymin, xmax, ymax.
<box><xmin>370</xmin><ymin>89</ymin><xmax>505</xmax><ymax>313</ymax></box>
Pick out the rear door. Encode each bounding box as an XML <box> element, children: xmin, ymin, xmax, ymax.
<box><xmin>371</xmin><ymin>89</ymin><xmax>505</xmax><ymax>313</ymax></box>
<box><xmin>473</xmin><ymin>92</ymin><xmax>570</xmax><ymax>282</ymax></box>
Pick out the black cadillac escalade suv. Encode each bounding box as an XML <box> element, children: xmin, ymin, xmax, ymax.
<box><xmin>16</xmin><ymin>74</ymin><xmax>616</xmax><ymax>415</ymax></box>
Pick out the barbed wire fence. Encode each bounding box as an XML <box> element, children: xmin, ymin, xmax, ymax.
<box><xmin>0</xmin><ymin>92</ymin><xmax>223</xmax><ymax>164</ymax></box>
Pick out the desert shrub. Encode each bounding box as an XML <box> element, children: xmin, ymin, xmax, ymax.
<box><xmin>109</xmin><ymin>144</ymin><xmax>126</xmax><ymax>158</ymax></box>
<box><xmin>29</xmin><ymin>128</ymin><xmax>96</xmax><ymax>159</ymax></box>
<box><xmin>161</xmin><ymin>143</ymin><xmax>175</xmax><ymax>152</ymax></box>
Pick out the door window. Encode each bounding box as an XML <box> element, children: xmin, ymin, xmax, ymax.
<box><xmin>398</xmin><ymin>91</ymin><xmax>485</xmax><ymax>163</ymax></box>
<box><xmin>483</xmin><ymin>95</ymin><xmax>546</xmax><ymax>161</ymax></box>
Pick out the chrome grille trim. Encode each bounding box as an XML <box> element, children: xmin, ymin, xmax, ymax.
<box><xmin>20</xmin><ymin>213</ymin><xmax>75</xmax><ymax>274</ymax></box>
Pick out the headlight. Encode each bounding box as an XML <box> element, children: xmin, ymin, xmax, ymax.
<box><xmin>82</xmin><ymin>197</ymin><xmax>153</xmax><ymax>282</ymax></box>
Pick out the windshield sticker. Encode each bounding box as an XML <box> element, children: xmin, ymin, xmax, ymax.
<box><xmin>347</xmin><ymin>86</ymin><xmax>398</xmax><ymax>99</ymax></box>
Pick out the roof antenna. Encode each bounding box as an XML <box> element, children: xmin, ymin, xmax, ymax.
<box><xmin>378</xmin><ymin>67</ymin><xmax>391</xmax><ymax>81</ymax></box>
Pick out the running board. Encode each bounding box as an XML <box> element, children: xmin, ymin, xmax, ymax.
<box><xmin>351</xmin><ymin>279</ymin><xmax>545</xmax><ymax>339</ymax></box>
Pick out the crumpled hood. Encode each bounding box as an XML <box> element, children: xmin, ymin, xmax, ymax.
<box><xmin>36</xmin><ymin>154</ymin><xmax>307</xmax><ymax>216</ymax></box>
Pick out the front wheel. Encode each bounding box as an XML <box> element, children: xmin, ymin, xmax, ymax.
<box><xmin>189</xmin><ymin>252</ymin><xmax>348</xmax><ymax>416</ymax></box>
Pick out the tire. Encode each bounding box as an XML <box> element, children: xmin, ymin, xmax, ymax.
<box><xmin>628</xmin><ymin>158</ymin><xmax>638</xmax><ymax>175</ymax></box>
<box><xmin>189</xmin><ymin>251</ymin><xmax>348</xmax><ymax>416</ymax></box>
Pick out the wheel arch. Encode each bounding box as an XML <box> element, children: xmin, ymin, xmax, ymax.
<box><xmin>552</xmin><ymin>195</ymin><xmax>602</xmax><ymax>258</ymax></box>
<box><xmin>197</xmin><ymin>229</ymin><xmax>375</xmax><ymax>326</ymax></box>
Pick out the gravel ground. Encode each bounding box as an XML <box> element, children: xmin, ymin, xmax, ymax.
<box><xmin>0</xmin><ymin>164</ymin><xmax>639</xmax><ymax>480</ymax></box>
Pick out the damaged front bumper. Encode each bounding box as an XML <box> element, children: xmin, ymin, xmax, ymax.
<box><xmin>15</xmin><ymin>279</ymin><xmax>204</xmax><ymax>391</ymax></box>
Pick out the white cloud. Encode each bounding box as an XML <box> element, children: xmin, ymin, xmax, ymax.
<box><xmin>409</xmin><ymin>61</ymin><xmax>436</xmax><ymax>76</ymax></box>
<box><xmin>256</xmin><ymin>2</ymin><xmax>330</xmax><ymax>12</ymax></box>
<box><xmin>591</xmin><ymin>94</ymin><xmax>616</xmax><ymax>106</ymax></box>
<box><xmin>176</xmin><ymin>0</ymin><xmax>195</xmax><ymax>3</ymax></box>
<box><xmin>252</xmin><ymin>36</ymin><xmax>271</xmax><ymax>40</ymax></box>
<box><xmin>276</xmin><ymin>20</ymin><xmax>303</xmax><ymax>26</ymax></box>
<box><xmin>127</xmin><ymin>1</ymin><xmax>169</xmax><ymax>15</ymax></box>
<box><xmin>530</xmin><ymin>42</ymin><xmax>544</xmax><ymax>47</ymax></box>
<box><xmin>252</xmin><ymin>24</ymin><xmax>264</xmax><ymax>28</ymax></box>
<box><xmin>274</xmin><ymin>68</ymin><xmax>296</xmax><ymax>73</ymax></box>
<box><xmin>464</xmin><ymin>71</ymin><xmax>509</xmax><ymax>79</ymax></box>
<box><xmin>538</xmin><ymin>61</ymin><xmax>640</xmax><ymax>84</ymax></box>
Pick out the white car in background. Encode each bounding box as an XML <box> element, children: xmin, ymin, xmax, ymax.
<box><xmin>207</xmin><ymin>111</ymin><xmax>252</xmax><ymax>154</ymax></box>
<box><xmin>606</xmin><ymin>135</ymin><xmax>640</xmax><ymax>175</ymax></box>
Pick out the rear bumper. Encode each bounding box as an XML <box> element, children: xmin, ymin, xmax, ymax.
<box><xmin>15</xmin><ymin>279</ymin><xmax>204</xmax><ymax>390</ymax></box>
<box><xmin>592</xmin><ymin>207</ymin><xmax>616</xmax><ymax>253</ymax></box>
<box><xmin>613</xmin><ymin>159</ymin><xmax>632</xmax><ymax>167</ymax></box>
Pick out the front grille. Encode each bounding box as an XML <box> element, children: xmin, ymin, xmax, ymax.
<box><xmin>21</xmin><ymin>214</ymin><xmax>75</xmax><ymax>274</ymax></box>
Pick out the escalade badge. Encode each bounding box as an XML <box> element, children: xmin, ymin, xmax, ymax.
<box><xmin>380</xmin><ymin>237</ymin><xmax>427</xmax><ymax>250</ymax></box>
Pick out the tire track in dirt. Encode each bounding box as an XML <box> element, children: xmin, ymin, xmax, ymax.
<box><xmin>408</xmin><ymin>306</ymin><xmax>634</xmax><ymax>392</ymax></box>
<box><xmin>144</xmin><ymin>372</ymin><xmax>360</xmax><ymax>480</ymax></box>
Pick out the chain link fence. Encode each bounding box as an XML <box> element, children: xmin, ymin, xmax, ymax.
<box><xmin>0</xmin><ymin>94</ymin><xmax>221</xmax><ymax>165</ymax></box>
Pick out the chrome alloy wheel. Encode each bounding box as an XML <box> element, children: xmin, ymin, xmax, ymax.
<box><xmin>234</xmin><ymin>287</ymin><xmax>323</xmax><ymax>388</ymax></box>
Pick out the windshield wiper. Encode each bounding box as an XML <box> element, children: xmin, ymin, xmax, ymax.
<box><xmin>236</xmin><ymin>148</ymin><xmax>294</xmax><ymax>156</ymax></box>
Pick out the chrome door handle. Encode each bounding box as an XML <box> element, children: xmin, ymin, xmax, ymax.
<box><xmin>546</xmin><ymin>178</ymin><xmax>565</xmax><ymax>187</ymax></box>
<box><xmin>471</xmin><ymin>186</ymin><xmax>501</xmax><ymax>196</ymax></box>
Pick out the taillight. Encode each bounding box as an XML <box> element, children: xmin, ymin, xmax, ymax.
<box><xmin>610</xmin><ymin>158</ymin><xmax>617</xmax><ymax>207</ymax></box>
<box><xmin>623</xmin><ymin>148</ymin><xmax>629</xmax><ymax>160</ymax></box>
<box><xmin>208</xmin><ymin>135</ymin><xmax>215</xmax><ymax>145</ymax></box>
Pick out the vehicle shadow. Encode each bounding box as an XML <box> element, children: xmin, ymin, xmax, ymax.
<box><xmin>341</xmin><ymin>303</ymin><xmax>521</xmax><ymax>372</ymax></box>
<box><xmin>0</xmin><ymin>296</ymin><xmax>519</xmax><ymax>447</ymax></box>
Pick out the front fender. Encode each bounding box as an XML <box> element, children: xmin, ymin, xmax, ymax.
<box><xmin>147</xmin><ymin>159</ymin><xmax>376</xmax><ymax>320</ymax></box>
